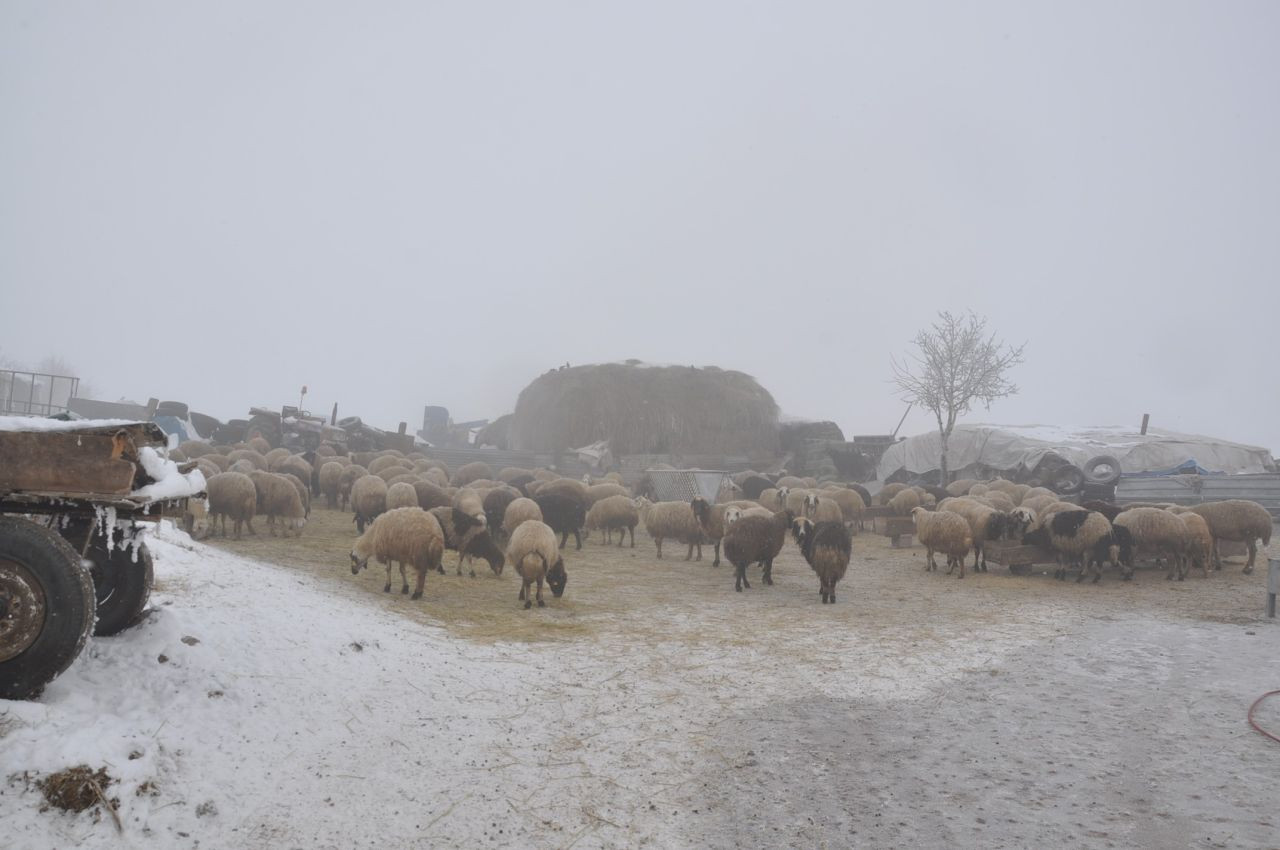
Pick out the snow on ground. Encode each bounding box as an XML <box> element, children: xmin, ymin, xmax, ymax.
<box><xmin>2</xmin><ymin>523</ymin><xmax>1278</xmax><ymax>849</ymax></box>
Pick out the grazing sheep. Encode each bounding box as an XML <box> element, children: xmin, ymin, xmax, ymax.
<box><xmin>790</xmin><ymin>517</ymin><xmax>852</xmax><ymax>603</ymax></box>
<box><xmin>586</xmin><ymin>495</ymin><xmax>640</xmax><ymax>547</ymax></box>
<box><xmin>1025</xmin><ymin>509</ymin><xmax>1122</xmax><ymax>582</ymax></box>
<box><xmin>1177</xmin><ymin>511</ymin><xmax>1215</xmax><ymax>578</ymax></box>
<box><xmin>203</xmin><ymin>453</ymin><xmax>232</xmax><ymax>472</ymax></box>
<box><xmin>502</xmin><ymin>497</ymin><xmax>543</xmax><ymax>538</ymax></box>
<box><xmin>1037</xmin><ymin>500</ymin><xmax>1081</xmax><ymax>522</ymax></box>
<box><xmin>318</xmin><ymin>461</ymin><xmax>345</xmax><ymax>509</ymax></box>
<box><xmin>722</xmin><ymin>509</ymin><xmax>792</xmax><ymax>591</ymax></box>
<box><xmin>426</xmin><ymin>506</ymin><xmax>499</xmax><ymax>576</ymax></box>
<box><xmin>1077</xmin><ymin>500</ymin><xmax>1123</xmax><ymax>521</ymax></box>
<box><xmin>277</xmin><ymin>472</ymin><xmax>312</xmax><ymax>518</ymax></box>
<box><xmin>533</xmin><ymin>492</ymin><xmax>587</xmax><ymax>551</ymax></box>
<box><xmin>636</xmin><ymin>498</ymin><xmax>704</xmax><ymax>560</ymax></box>
<box><xmin>756</xmin><ymin>487</ymin><xmax>781</xmax><ymax>511</ymax></box>
<box><xmin>689</xmin><ymin>497</ymin><xmax>733</xmax><ymax>565</ymax></box>
<box><xmin>888</xmin><ymin>488</ymin><xmax>922</xmax><ymax>516</ymax></box>
<box><xmin>386</xmin><ymin>481</ymin><xmax>419</xmax><ymax>510</ymax></box>
<box><xmin>483</xmin><ymin>489</ymin><xmax>519</xmax><ymax>539</ymax></box>
<box><xmin>739</xmin><ymin>474</ymin><xmax>774</xmax><ymax>500</ymax></box>
<box><xmin>247</xmin><ymin>471</ymin><xmax>307</xmax><ymax>537</ymax></box>
<box><xmin>498</xmin><ymin>466</ymin><xmax>535</xmax><ymax>483</ymax></box>
<box><xmin>350</xmin><ymin>475</ymin><xmax>388</xmax><ymax>533</ymax></box>
<box><xmin>337</xmin><ymin>464</ymin><xmax>369</xmax><ymax>511</ymax></box>
<box><xmin>178</xmin><ymin>440</ymin><xmax>218</xmax><ymax>458</ymax></box>
<box><xmin>968</xmin><ymin>483</ymin><xmax>990</xmax><ymax>497</ymax></box>
<box><xmin>451</xmin><ymin>461</ymin><xmax>494</xmax><ymax>487</ymax></box>
<box><xmin>940</xmin><ymin>499</ymin><xmax>1010</xmax><ymax>572</ymax></box>
<box><xmin>980</xmin><ymin>491</ymin><xmax>1016</xmax><ymax>513</ymax></box>
<box><xmin>207</xmin><ymin>472</ymin><xmax>257</xmax><ymax>538</ymax></box>
<box><xmin>413</xmin><ymin>480</ymin><xmax>453</xmax><ymax>511</ymax></box>
<box><xmin>1023</xmin><ymin>486</ymin><xmax>1056</xmax><ymax>502</ymax></box>
<box><xmin>533</xmin><ymin>469</ymin><xmax>559</xmax><ymax>482</ymax></box>
<box><xmin>1188</xmin><ymin>500</ymin><xmax>1273</xmax><ymax>573</ymax></box>
<box><xmin>505</xmin><ymin>520</ymin><xmax>568</xmax><ymax>609</ymax></box>
<box><xmin>182</xmin><ymin>495</ymin><xmax>210</xmax><ymax>539</ymax></box>
<box><xmin>802</xmin><ymin>493</ymin><xmax>845</xmax><ymax>525</ymax></box>
<box><xmin>1019</xmin><ymin>494</ymin><xmax>1058</xmax><ymax>519</ymax></box>
<box><xmin>776</xmin><ymin>475</ymin><xmax>807</xmax><ymax>489</ymax></box>
<box><xmin>911</xmin><ymin>507</ymin><xmax>973</xmax><ymax>577</ymax></box>
<box><xmin>1113</xmin><ymin>507</ymin><xmax>1191</xmax><ymax>580</ymax></box>
<box><xmin>194</xmin><ymin>458</ymin><xmax>223</xmax><ymax>483</ymax></box>
<box><xmin>349</xmin><ymin>507</ymin><xmax>445</xmax><ymax>599</ymax></box>
<box><xmin>821</xmin><ymin>488</ymin><xmax>865</xmax><ymax>530</ymax></box>
<box><xmin>247</xmin><ymin>436</ymin><xmax>272</xmax><ymax>455</ymax></box>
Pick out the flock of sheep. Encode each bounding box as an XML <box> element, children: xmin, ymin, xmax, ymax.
<box><xmin>172</xmin><ymin>438</ymin><xmax>1273</xmax><ymax>609</ymax></box>
<box><xmin>873</xmin><ymin>478</ymin><xmax>1274</xmax><ymax>583</ymax></box>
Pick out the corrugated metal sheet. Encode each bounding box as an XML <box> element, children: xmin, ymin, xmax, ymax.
<box><xmin>1116</xmin><ymin>474</ymin><xmax>1280</xmax><ymax>519</ymax></box>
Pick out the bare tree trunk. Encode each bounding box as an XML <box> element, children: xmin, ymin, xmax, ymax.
<box><xmin>939</xmin><ymin>430</ymin><xmax>949</xmax><ymax>485</ymax></box>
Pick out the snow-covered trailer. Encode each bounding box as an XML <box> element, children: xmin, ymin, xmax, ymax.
<box><xmin>0</xmin><ymin>418</ymin><xmax>205</xmax><ymax>700</ymax></box>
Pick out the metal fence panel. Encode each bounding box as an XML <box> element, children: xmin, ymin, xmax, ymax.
<box><xmin>643</xmin><ymin>470</ymin><xmax>728</xmax><ymax>503</ymax></box>
<box><xmin>1117</xmin><ymin>473</ymin><xmax>1280</xmax><ymax>518</ymax></box>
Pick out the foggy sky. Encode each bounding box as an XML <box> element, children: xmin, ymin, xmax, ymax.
<box><xmin>3</xmin><ymin>2</ymin><xmax>1278</xmax><ymax>450</ymax></box>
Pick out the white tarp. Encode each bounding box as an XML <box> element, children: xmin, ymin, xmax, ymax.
<box><xmin>876</xmin><ymin>423</ymin><xmax>1275</xmax><ymax>480</ymax></box>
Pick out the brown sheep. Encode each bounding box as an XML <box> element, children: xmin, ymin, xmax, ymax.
<box><xmin>207</xmin><ymin>471</ymin><xmax>257</xmax><ymax>539</ymax></box>
<box><xmin>722</xmin><ymin>509</ymin><xmax>792</xmax><ymax>591</ymax></box>
<box><xmin>350</xmin><ymin>475</ymin><xmax>388</xmax><ymax>533</ymax></box>
<box><xmin>1188</xmin><ymin>500</ymin><xmax>1274</xmax><ymax>573</ymax></box>
<box><xmin>791</xmin><ymin>517</ymin><xmax>852</xmax><ymax>603</ymax></box>
<box><xmin>247</xmin><ymin>471</ymin><xmax>306</xmax><ymax>537</ymax></box>
<box><xmin>911</xmin><ymin>507</ymin><xmax>973</xmax><ymax>577</ymax></box>
<box><xmin>587</xmin><ymin>495</ymin><xmax>640</xmax><ymax>548</ymax></box>
<box><xmin>337</xmin><ymin>464</ymin><xmax>369</xmax><ymax>511</ymax></box>
<box><xmin>319</xmin><ymin>461</ymin><xmax>345</xmax><ymax>509</ymax></box>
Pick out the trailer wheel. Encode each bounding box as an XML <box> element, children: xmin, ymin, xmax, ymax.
<box><xmin>0</xmin><ymin>517</ymin><xmax>96</xmax><ymax>700</ymax></box>
<box><xmin>87</xmin><ymin>533</ymin><xmax>153</xmax><ymax>637</ymax></box>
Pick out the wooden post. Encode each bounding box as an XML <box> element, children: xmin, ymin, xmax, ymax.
<box><xmin>398</xmin><ymin>422</ymin><xmax>407</xmax><ymax>435</ymax></box>
<box><xmin>1268</xmin><ymin>558</ymin><xmax>1278</xmax><ymax>619</ymax></box>
<box><xmin>331</xmin><ymin>403</ymin><xmax>338</xmax><ymax>426</ymax></box>
<box><xmin>1140</xmin><ymin>413</ymin><xmax>1149</xmax><ymax>435</ymax></box>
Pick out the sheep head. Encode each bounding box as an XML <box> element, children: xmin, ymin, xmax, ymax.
<box><xmin>790</xmin><ymin>516</ymin><xmax>814</xmax><ymax>546</ymax></box>
<box><xmin>546</xmin><ymin>557</ymin><xmax>568</xmax><ymax>598</ymax></box>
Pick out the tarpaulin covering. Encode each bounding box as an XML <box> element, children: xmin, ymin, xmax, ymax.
<box><xmin>876</xmin><ymin>424</ymin><xmax>1275</xmax><ymax>481</ymax></box>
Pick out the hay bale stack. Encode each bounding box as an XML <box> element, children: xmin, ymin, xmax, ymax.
<box><xmin>509</xmin><ymin>362</ymin><xmax>780</xmax><ymax>455</ymax></box>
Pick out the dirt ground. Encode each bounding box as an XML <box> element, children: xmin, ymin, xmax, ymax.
<box><xmin>201</xmin><ymin>506</ymin><xmax>1280</xmax><ymax>849</ymax></box>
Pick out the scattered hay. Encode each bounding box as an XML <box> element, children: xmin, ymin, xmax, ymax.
<box><xmin>37</xmin><ymin>765</ymin><xmax>115</xmax><ymax>814</ymax></box>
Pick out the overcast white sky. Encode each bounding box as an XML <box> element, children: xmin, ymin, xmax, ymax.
<box><xmin>3</xmin><ymin>2</ymin><xmax>1277</xmax><ymax>449</ymax></box>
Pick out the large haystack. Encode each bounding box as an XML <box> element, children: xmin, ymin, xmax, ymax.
<box><xmin>509</xmin><ymin>363</ymin><xmax>780</xmax><ymax>456</ymax></box>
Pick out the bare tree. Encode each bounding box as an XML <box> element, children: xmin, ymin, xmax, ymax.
<box><xmin>891</xmin><ymin>312</ymin><xmax>1025</xmax><ymax>484</ymax></box>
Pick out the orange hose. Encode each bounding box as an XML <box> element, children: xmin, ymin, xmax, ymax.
<box><xmin>1247</xmin><ymin>690</ymin><xmax>1280</xmax><ymax>745</ymax></box>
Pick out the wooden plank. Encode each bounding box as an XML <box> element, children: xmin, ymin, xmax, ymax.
<box><xmin>984</xmin><ymin>541</ymin><xmax>1055</xmax><ymax>567</ymax></box>
<box><xmin>878</xmin><ymin>517</ymin><xmax>916</xmax><ymax>537</ymax></box>
<box><xmin>863</xmin><ymin>505</ymin><xmax>895</xmax><ymax>520</ymax></box>
<box><xmin>0</xmin><ymin>433</ymin><xmax>136</xmax><ymax>495</ymax></box>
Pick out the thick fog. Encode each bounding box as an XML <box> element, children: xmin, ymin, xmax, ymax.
<box><xmin>3</xmin><ymin>2</ymin><xmax>1277</xmax><ymax>449</ymax></box>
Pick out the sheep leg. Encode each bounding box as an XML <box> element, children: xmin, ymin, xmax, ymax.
<box><xmin>926</xmin><ymin>546</ymin><xmax>936</xmax><ymax>572</ymax></box>
<box><xmin>629</xmin><ymin>526</ymin><xmax>635</xmax><ymax>548</ymax></box>
<box><xmin>536</xmin><ymin>575</ymin><xmax>546</xmax><ymax>607</ymax></box>
<box><xmin>400</xmin><ymin>563</ymin><xmax>410</xmax><ymax>594</ymax></box>
<box><xmin>411</xmin><ymin>563</ymin><xmax>426</xmax><ymax>600</ymax></box>
<box><xmin>1244</xmin><ymin>539</ymin><xmax>1257</xmax><ymax>574</ymax></box>
<box><xmin>574</xmin><ymin>529</ymin><xmax>581</xmax><ymax>550</ymax></box>
<box><xmin>559</xmin><ymin>530</ymin><xmax>567</xmax><ymax>549</ymax></box>
<box><xmin>695</xmin><ymin>541</ymin><xmax>702</xmax><ymax>561</ymax></box>
<box><xmin>521</xmin><ymin>579</ymin><xmax>532</xmax><ymax>610</ymax></box>
<box><xmin>655</xmin><ymin>536</ymin><xmax>663</xmax><ymax>559</ymax></box>
<box><xmin>246</xmin><ymin>517</ymin><xmax>257</xmax><ymax>536</ymax></box>
<box><xmin>712</xmin><ymin>540</ymin><xmax>721</xmax><ymax>567</ymax></box>
<box><xmin>735</xmin><ymin>563</ymin><xmax>750</xmax><ymax>591</ymax></box>
<box><xmin>763</xmin><ymin>558</ymin><xmax>774</xmax><ymax>585</ymax></box>
<box><xmin>1211</xmin><ymin>538</ymin><xmax>1223</xmax><ymax>570</ymax></box>
<box><xmin>684</xmin><ymin>543</ymin><xmax>694</xmax><ymax>561</ymax></box>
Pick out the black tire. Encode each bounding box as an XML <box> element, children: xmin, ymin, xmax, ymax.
<box><xmin>86</xmin><ymin>531</ymin><xmax>153</xmax><ymax>637</ymax></box>
<box><xmin>0</xmin><ymin>517</ymin><xmax>96</xmax><ymax>700</ymax></box>
<box><xmin>1051</xmin><ymin>465</ymin><xmax>1086</xmax><ymax>494</ymax></box>
<box><xmin>155</xmin><ymin>400</ymin><xmax>190</xmax><ymax>418</ymax></box>
<box><xmin>1083</xmin><ymin>455</ymin><xmax>1122</xmax><ymax>486</ymax></box>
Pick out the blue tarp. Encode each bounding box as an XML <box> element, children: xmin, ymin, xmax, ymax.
<box><xmin>1120</xmin><ymin>459</ymin><xmax>1224</xmax><ymax>478</ymax></box>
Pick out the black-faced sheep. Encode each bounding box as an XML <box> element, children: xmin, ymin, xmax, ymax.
<box><xmin>790</xmin><ymin>517</ymin><xmax>852</xmax><ymax>603</ymax></box>
<box><xmin>426</xmin><ymin>506</ymin><xmax>504</xmax><ymax>576</ymax></box>
<box><xmin>502</xmin><ymin>497</ymin><xmax>543</xmax><ymax>538</ymax></box>
<box><xmin>586</xmin><ymin>495</ymin><xmax>640</xmax><ymax>547</ymax></box>
<box><xmin>350</xmin><ymin>507</ymin><xmax>445</xmax><ymax>599</ymax></box>
<box><xmin>722</xmin><ymin>509</ymin><xmax>792</xmax><ymax>591</ymax></box>
<box><xmin>207</xmin><ymin>471</ymin><xmax>257</xmax><ymax>539</ymax></box>
<box><xmin>911</xmin><ymin>507</ymin><xmax>973</xmax><ymax>577</ymax></box>
<box><xmin>247</xmin><ymin>471</ymin><xmax>307</xmax><ymax>537</ymax></box>
<box><xmin>689</xmin><ymin>497</ymin><xmax>734</xmax><ymax>565</ymax></box>
<box><xmin>1024</xmin><ymin>509</ymin><xmax>1123</xmax><ymax>582</ymax></box>
<box><xmin>636</xmin><ymin>498</ymin><xmax>703</xmax><ymax>560</ymax></box>
<box><xmin>533</xmin><ymin>492</ymin><xmax>586</xmax><ymax>551</ymax></box>
<box><xmin>483</xmin><ymin>489</ymin><xmax>518</xmax><ymax>539</ymax></box>
<box><xmin>350</xmin><ymin>475</ymin><xmax>388</xmax><ymax>533</ymax></box>
<box><xmin>505</xmin><ymin>520</ymin><xmax>568</xmax><ymax>609</ymax></box>
<box><xmin>1188</xmin><ymin>499</ymin><xmax>1273</xmax><ymax>573</ymax></box>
